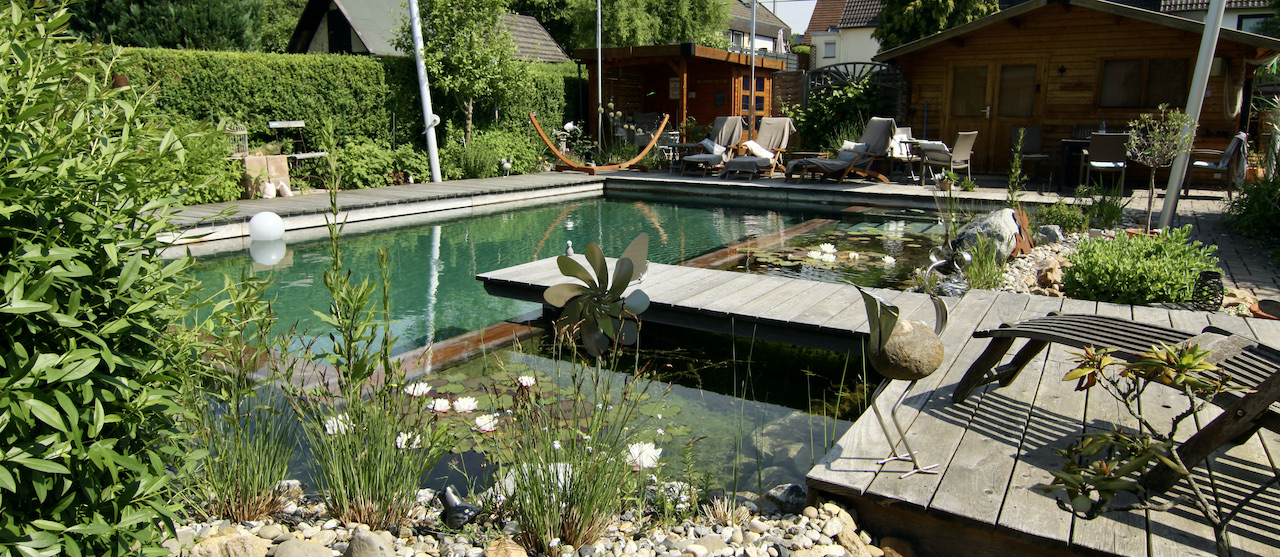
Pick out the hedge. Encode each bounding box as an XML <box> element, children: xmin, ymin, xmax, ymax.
<box><xmin>118</xmin><ymin>48</ymin><xmax>581</xmax><ymax>153</ymax></box>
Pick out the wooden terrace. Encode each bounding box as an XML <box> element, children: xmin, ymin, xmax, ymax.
<box><xmin>477</xmin><ymin>258</ymin><xmax>1280</xmax><ymax>556</ymax></box>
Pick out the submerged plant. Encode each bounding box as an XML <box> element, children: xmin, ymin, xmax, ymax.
<box><xmin>544</xmin><ymin>234</ymin><xmax>651</xmax><ymax>357</ymax></box>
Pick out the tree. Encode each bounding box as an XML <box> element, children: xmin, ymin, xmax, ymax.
<box><xmin>1127</xmin><ymin>105</ymin><xmax>1196</xmax><ymax>232</ymax></box>
<box><xmin>70</xmin><ymin>0</ymin><xmax>261</xmax><ymax>51</ymax></box>
<box><xmin>511</xmin><ymin>0</ymin><xmax>729</xmax><ymax>52</ymax></box>
<box><xmin>257</xmin><ymin>0</ymin><xmax>309</xmax><ymax>53</ymax></box>
<box><xmin>872</xmin><ymin>0</ymin><xmax>999</xmax><ymax>52</ymax></box>
<box><xmin>405</xmin><ymin>0</ymin><xmax>526</xmax><ymax>145</ymax></box>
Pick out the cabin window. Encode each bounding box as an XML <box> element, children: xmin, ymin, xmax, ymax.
<box><xmin>1238</xmin><ymin>14</ymin><xmax>1269</xmax><ymax>33</ymax></box>
<box><xmin>998</xmin><ymin>64</ymin><xmax>1037</xmax><ymax>118</ymax></box>
<box><xmin>731</xmin><ymin>31</ymin><xmax>746</xmax><ymax>47</ymax></box>
<box><xmin>951</xmin><ymin>65</ymin><xmax>988</xmax><ymax>117</ymax></box>
<box><xmin>823</xmin><ymin>41</ymin><xmax>836</xmax><ymax>58</ymax></box>
<box><xmin>1099</xmin><ymin>58</ymin><xmax>1189</xmax><ymax>108</ymax></box>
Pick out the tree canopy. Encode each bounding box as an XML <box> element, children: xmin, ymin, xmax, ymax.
<box><xmin>872</xmin><ymin>0</ymin><xmax>999</xmax><ymax>52</ymax></box>
<box><xmin>511</xmin><ymin>0</ymin><xmax>730</xmax><ymax>52</ymax></box>
<box><xmin>257</xmin><ymin>0</ymin><xmax>309</xmax><ymax>53</ymax></box>
<box><xmin>69</xmin><ymin>0</ymin><xmax>261</xmax><ymax>50</ymax></box>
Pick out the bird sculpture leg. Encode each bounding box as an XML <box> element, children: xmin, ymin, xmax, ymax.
<box><xmin>870</xmin><ymin>380</ymin><xmax>939</xmax><ymax>479</ymax></box>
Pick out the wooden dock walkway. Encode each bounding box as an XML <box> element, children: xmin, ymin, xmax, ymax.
<box><xmin>477</xmin><ymin>257</ymin><xmax>1280</xmax><ymax>556</ymax></box>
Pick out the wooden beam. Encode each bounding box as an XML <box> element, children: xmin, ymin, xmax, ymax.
<box><xmin>948</xmin><ymin>37</ymin><xmax>966</xmax><ymax>48</ymax></box>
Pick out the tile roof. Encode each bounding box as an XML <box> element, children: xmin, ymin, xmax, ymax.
<box><xmin>802</xmin><ymin>0</ymin><xmax>847</xmax><ymax>44</ymax></box>
<box><xmin>730</xmin><ymin>0</ymin><xmax>790</xmax><ymax>29</ymax></box>
<box><xmin>501</xmin><ymin>13</ymin><xmax>570</xmax><ymax>63</ymax></box>
<box><xmin>1159</xmin><ymin>0</ymin><xmax>1269</xmax><ymax>9</ymax></box>
<box><xmin>840</xmin><ymin>0</ymin><xmax>883</xmax><ymax>27</ymax></box>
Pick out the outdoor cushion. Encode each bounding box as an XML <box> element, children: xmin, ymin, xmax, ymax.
<box><xmin>1088</xmin><ymin>161</ymin><xmax>1125</xmax><ymax>169</ymax></box>
<box><xmin>743</xmin><ymin>140</ymin><xmax>774</xmax><ymax>160</ymax></box>
<box><xmin>835</xmin><ymin>149</ymin><xmax>860</xmax><ymax>162</ymax></box>
<box><xmin>699</xmin><ymin>138</ymin><xmax>725</xmax><ymax>155</ymax></box>
<box><xmin>786</xmin><ymin>157</ymin><xmax>855</xmax><ymax>175</ymax></box>
<box><xmin>841</xmin><ymin>140</ymin><xmax>868</xmax><ymax>152</ymax></box>
<box><xmin>684</xmin><ymin>152</ymin><xmax>727</xmax><ymax>165</ymax></box>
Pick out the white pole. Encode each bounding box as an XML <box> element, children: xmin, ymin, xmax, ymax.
<box><xmin>424</xmin><ymin>225</ymin><xmax>441</xmax><ymax>371</ymax></box>
<box><xmin>750</xmin><ymin>0</ymin><xmax>757</xmax><ymax>136</ymax></box>
<box><xmin>597</xmin><ymin>0</ymin><xmax>603</xmax><ymax>143</ymax></box>
<box><xmin>408</xmin><ymin>0</ymin><xmax>442</xmax><ymax>182</ymax></box>
<box><xmin>1158</xmin><ymin>0</ymin><xmax>1227</xmax><ymax>229</ymax></box>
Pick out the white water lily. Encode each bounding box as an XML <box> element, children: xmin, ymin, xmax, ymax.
<box><xmin>395</xmin><ymin>431</ymin><xmax>422</xmax><ymax>449</ymax></box>
<box><xmin>517</xmin><ymin>375</ymin><xmax>536</xmax><ymax>387</ymax></box>
<box><xmin>430</xmin><ymin>398</ymin><xmax>451</xmax><ymax>413</ymax></box>
<box><xmin>475</xmin><ymin>414</ymin><xmax>500</xmax><ymax>433</ymax></box>
<box><xmin>323</xmin><ymin>413</ymin><xmax>351</xmax><ymax>436</ymax></box>
<box><xmin>883</xmin><ymin>256</ymin><xmax>896</xmax><ymax>264</ymax></box>
<box><xmin>404</xmin><ymin>382</ymin><xmax>432</xmax><ymax>397</ymax></box>
<box><xmin>806</xmin><ymin>250</ymin><xmax>823</xmax><ymax>259</ymax></box>
<box><xmin>625</xmin><ymin>442</ymin><xmax>662</xmax><ymax>470</ymax></box>
<box><xmin>820</xmin><ymin>253</ymin><xmax>837</xmax><ymax>263</ymax></box>
<box><xmin>454</xmin><ymin>396</ymin><xmax>478</xmax><ymax>413</ymax></box>
<box><xmin>849</xmin><ymin>252</ymin><xmax>860</xmax><ymax>260</ymax></box>
<box><xmin>820</xmin><ymin>243</ymin><xmax>837</xmax><ymax>254</ymax></box>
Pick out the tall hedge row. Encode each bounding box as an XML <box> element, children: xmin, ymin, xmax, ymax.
<box><xmin>118</xmin><ymin>48</ymin><xmax>581</xmax><ymax>151</ymax></box>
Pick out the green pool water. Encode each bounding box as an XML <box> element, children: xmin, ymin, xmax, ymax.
<box><xmin>192</xmin><ymin>198</ymin><xmax>810</xmax><ymax>355</ymax></box>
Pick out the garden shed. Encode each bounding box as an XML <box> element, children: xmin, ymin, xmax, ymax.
<box><xmin>573</xmin><ymin>43</ymin><xmax>787</xmax><ymax>140</ymax></box>
<box><xmin>874</xmin><ymin>0</ymin><xmax>1280</xmax><ymax>172</ymax></box>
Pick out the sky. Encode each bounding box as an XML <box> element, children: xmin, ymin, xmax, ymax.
<box><xmin>766</xmin><ymin>0</ymin><xmax>818</xmax><ymax>35</ymax></box>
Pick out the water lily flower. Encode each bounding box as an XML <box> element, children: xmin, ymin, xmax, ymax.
<box><xmin>820</xmin><ymin>253</ymin><xmax>837</xmax><ymax>263</ymax></box>
<box><xmin>396</xmin><ymin>431</ymin><xmax>422</xmax><ymax>449</ymax></box>
<box><xmin>883</xmin><ymin>256</ymin><xmax>896</xmax><ymax>264</ymax></box>
<box><xmin>820</xmin><ymin>243</ymin><xmax>837</xmax><ymax>254</ymax></box>
<box><xmin>454</xmin><ymin>396</ymin><xmax>478</xmax><ymax>413</ymax></box>
<box><xmin>517</xmin><ymin>375</ymin><xmax>536</xmax><ymax>387</ymax></box>
<box><xmin>656</xmin><ymin>428</ymin><xmax>665</xmax><ymax>435</ymax></box>
<box><xmin>431</xmin><ymin>398</ymin><xmax>451</xmax><ymax>413</ymax></box>
<box><xmin>625</xmin><ymin>442</ymin><xmax>662</xmax><ymax>470</ymax></box>
<box><xmin>323</xmin><ymin>413</ymin><xmax>351</xmax><ymax>435</ymax></box>
<box><xmin>475</xmin><ymin>414</ymin><xmax>499</xmax><ymax>433</ymax></box>
<box><xmin>404</xmin><ymin>382</ymin><xmax>432</xmax><ymax>397</ymax></box>
<box><xmin>849</xmin><ymin>252</ymin><xmax>860</xmax><ymax>260</ymax></box>
<box><xmin>552</xmin><ymin>440</ymin><xmax>562</xmax><ymax>450</ymax></box>
<box><xmin>806</xmin><ymin>250</ymin><xmax>823</xmax><ymax>259</ymax></box>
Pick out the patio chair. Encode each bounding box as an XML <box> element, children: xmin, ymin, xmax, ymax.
<box><xmin>1079</xmin><ymin>132</ymin><xmax>1129</xmax><ymax>188</ymax></box>
<box><xmin>681</xmin><ymin>116</ymin><xmax>745</xmax><ymax>177</ymax></box>
<box><xmin>921</xmin><ymin>131</ymin><xmax>978</xmax><ymax>185</ymax></box>
<box><xmin>783</xmin><ymin>117</ymin><xmax>896</xmax><ymax>184</ymax></box>
<box><xmin>889</xmin><ymin>126</ymin><xmax>920</xmax><ymax>181</ymax></box>
<box><xmin>951</xmin><ymin>312</ymin><xmax>1280</xmax><ymax>493</ymax></box>
<box><xmin>720</xmin><ymin>117</ymin><xmax>796</xmax><ymax>179</ymax></box>
<box><xmin>1187</xmin><ymin>132</ymin><xmax>1247</xmax><ymax>199</ymax></box>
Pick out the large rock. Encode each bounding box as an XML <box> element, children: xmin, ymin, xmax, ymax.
<box><xmin>765</xmin><ymin>484</ymin><xmax>808</xmax><ymax>515</ymax></box>
<box><xmin>1033</xmin><ymin>225</ymin><xmax>1065</xmax><ymax>246</ymax></box>
<box><xmin>189</xmin><ymin>534</ymin><xmax>269</xmax><ymax>557</ymax></box>
<box><xmin>275</xmin><ymin>539</ymin><xmax>332</xmax><ymax>557</ymax></box>
<box><xmin>344</xmin><ymin>530</ymin><xmax>394</xmax><ymax>557</ymax></box>
<box><xmin>953</xmin><ymin>209</ymin><xmax>1018</xmax><ymax>262</ymax></box>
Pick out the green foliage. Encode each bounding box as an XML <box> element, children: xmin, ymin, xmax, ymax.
<box><xmin>441</xmin><ymin>127</ymin><xmax>546</xmax><ymax>180</ymax></box>
<box><xmin>1063</xmin><ymin>226</ymin><xmax>1219</xmax><ymax>304</ymax></box>
<box><xmin>791</xmin><ymin>44</ymin><xmax>811</xmax><ymax>55</ymax></box>
<box><xmin>1078</xmin><ymin>183</ymin><xmax>1130</xmax><ymax>229</ymax></box>
<box><xmin>1034</xmin><ymin>200</ymin><xmax>1087</xmax><ymax>233</ymax></box>
<box><xmin>1226</xmin><ymin>176</ymin><xmax>1280</xmax><ymax>238</ymax></box>
<box><xmin>965</xmin><ymin>234</ymin><xmax>1006</xmax><ymax>290</ymax></box>
<box><xmin>872</xmin><ymin>0</ymin><xmax>1000</xmax><ymax>51</ymax></box>
<box><xmin>1008</xmin><ymin>128</ymin><xmax>1027</xmax><ymax>206</ymax></box>
<box><xmin>513</xmin><ymin>0</ymin><xmax>730</xmax><ymax>52</ymax></box>
<box><xmin>499</xmin><ymin>62</ymin><xmax>582</xmax><ymax>131</ymax></box>
<box><xmin>256</xmin><ymin>0</ymin><xmax>308</xmax><ymax>53</ymax></box>
<box><xmin>334</xmin><ymin>142</ymin><xmax>397</xmax><ymax>189</ymax></box>
<box><xmin>148</xmin><ymin>119</ymin><xmax>244</xmax><ymax>204</ymax></box>
<box><xmin>0</xmin><ymin>4</ymin><xmax>199</xmax><ymax>554</ymax></box>
<box><xmin>786</xmin><ymin>80</ymin><xmax>882</xmax><ymax>149</ymax></box>
<box><xmin>70</xmin><ymin>0</ymin><xmax>261</xmax><ymax>51</ymax></box>
<box><xmin>1127</xmin><ymin>105</ymin><xmax>1196</xmax><ymax>230</ymax></box>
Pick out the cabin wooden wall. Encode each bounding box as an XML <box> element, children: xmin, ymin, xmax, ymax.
<box><xmin>890</xmin><ymin>2</ymin><xmax>1258</xmax><ymax>173</ymax></box>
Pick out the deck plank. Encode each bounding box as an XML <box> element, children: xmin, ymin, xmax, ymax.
<box><xmin>699</xmin><ymin>275</ymin><xmax>795</xmax><ymax>314</ymax></box>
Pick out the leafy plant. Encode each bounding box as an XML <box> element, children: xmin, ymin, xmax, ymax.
<box><xmin>0</xmin><ymin>4</ymin><xmax>201</xmax><ymax>553</ymax></box>
<box><xmin>1079</xmin><ymin>182</ymin><xmax>1130</xmax><ymax>229</ymax></box>
<box><xmin>1034</xmin><ymin>199</ymin><xmax>1087</xmax><ymax>233</ymax></box>
<box><xmin>543</xmin><ymin>235</ymin><xmax>651</xmax><ymax>358</ymax></box>
<box><xmin>149</xmin><ymin>118</ymin><xmax>245</xmax><ymax>204</ymax></box>
<box><xmin>1063</xmin><ymin>225</ymin><xmax>1219</xmax><ymax>304</ymax></box>
<box><xmin>334</xmin><ymin>140</ymin><xmax>397</xmax><ymax>188</ymax></box>
<box><xmin>1008</xmin><ymin>128</ymin><xmax>1027</xmax><ymax>207</ymax></box>
<box><xmin>784</xmin><ymin>79</ymin><xmax>881</xmax><ymax>150</ymax></box>
<box><xmin>964</xmin><ymin>234</ymin><xmax>1006</xmax><ymax>290</ymax></box>
<box><xmin>441</xmin><ymin>126</ymin><xmax>544</xmax><ymax>180</ymax></box>
<box><xmin>1127</xmin><ymin>105</ymin><xmax>1196</xmax><ymax>231</ymax></box>
<box><xmin>1226</xmin><ymin>176</ymin><xmax>1280</xmax><ymax>238</ymax></box>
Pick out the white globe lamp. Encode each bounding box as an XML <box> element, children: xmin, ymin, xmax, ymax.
<box><xmin>248</xmin><ymin>212</ymin><xmax>285</xmax><ymax>242</ymax></box>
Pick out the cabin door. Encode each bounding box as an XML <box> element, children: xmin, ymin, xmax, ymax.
<box><xmin>945</xmin><ymin>61</ymin><xmax>1043</xmax><ymax>172</ymax></box>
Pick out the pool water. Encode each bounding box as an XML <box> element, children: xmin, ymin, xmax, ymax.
<box><xmin>192</xmin><ymin>198</ymin><xmax>808</xmax><ymax>355</ymax></box>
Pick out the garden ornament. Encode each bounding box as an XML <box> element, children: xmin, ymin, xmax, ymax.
<box><xmin>500</xmin><ymin>158</ymin><xmax>513</xmax><ymax>176</ymax></box>
<box><xmin>564</xmin><ymin>240</ymin><xmax>574</xmax><ymax>256</ymax></box>
<box><xmin>857</xmin><ymin>286</ymin><xmax>950</xmax><ymax>478</ymax></box>
<box><xmin>441</xmin><ymin>486</ymin><xmax>479</xmax><ymax>529</ymax></box>
<box><xmin>248</xmin><ymin>211</ymin><xmax>285</xmax><ymax>241</ymax></box>
<box><xmin>543</xmin><ymin>234</ymin><xmax>649</xmax><ymax>358</ymax></box>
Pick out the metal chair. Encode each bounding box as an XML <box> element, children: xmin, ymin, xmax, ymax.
<box><xmin>921</xmin><ymin>131</ymin><xmax>978</xmax><ymax>185</ymax></box>
<box><xmin>1079</xmin><ymin>132</ymin><xmax>1129</xmax><ymax>188</ymax></box>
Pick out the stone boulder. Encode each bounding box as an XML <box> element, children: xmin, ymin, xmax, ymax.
<box><xmin>953</xmin><ymin>209</ymin><xmax>1018</xmax><ymax>262</ymax></box>
<box><xmin>275</xmin><ymin>539</ymin><xmax>332</xmax><ymax>557</ymax></box>
<box><xmin>764</xmin><ymin>484</ymin><xmax>808</xmax><ymax>515</ymax></box>
<box><xmin>189</xmin><ymin>534</ymin><xmax>269</xmax><ymax>557</ymax></box>
<box><xmin>1033</xmin><ymin>225</ymin><xmax>1065</xmax><ymax>246</ymax></box>
<box><xmin>344</xmin><ymin>530</ymin><xmax>394</xmax><ymax>557</ymax></box>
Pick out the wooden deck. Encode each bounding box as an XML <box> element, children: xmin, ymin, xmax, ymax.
<box><xmin>477</xmin><ymin>258</ymin><xmax>1280</xmax><ymax>556</ymax></box>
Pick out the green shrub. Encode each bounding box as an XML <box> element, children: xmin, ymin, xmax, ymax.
<box><xmin>1063</xmin><ymin>225</ymin><xmax>1219</xmax><ymax>304</ymax></box>
<box><xmin>965</xmin><ymin>234</ymin><xmax>1006</xmax><ymax>290</ymax></box>
<box><xmin>1079</xmin><ymin>183</ymin><xmax>1129</xmax><ymax>229</ymax></box>
<box><xmin>496</xmin><ymin>62</ymin><xmax>581</xmax><ymax>131</ymax></box>
<box><xmin>149</xmin><ymin>119</ymin><xmax>245</xmax><ymax>204</ymax></box>
<box><xmin>784</xmin><ymin>79</ymin><xmax>882</xmax><ymax>149</ymax></box>
<box><xmin>333</xmin><ymin>141</ymin><xmax>397</xmax><ymax>189</ymax></box>
<box><xmin>0</xmin><ymin>4</ymin><xmax>199</xmax><ymax>553</ymax></box>
<box><xmin>1227</xmin><ymin>177</ymin><xmax>1280</xmax><ymax>238</ymax></box>
<box><xmin>1034</xmin><ymin>200</ymin><xmax>1087</xmax><ymax>232</ymax></box>
<box><xmin>441</xmin><ymin>127</ymin><xmax>545</xmax><ymax>180</ymax></box>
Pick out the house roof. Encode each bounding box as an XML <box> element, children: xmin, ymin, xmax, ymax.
<box><xmin>875</xmin><ymin>0</ymin><xmax>1280</xmax><ymax>61</ymax></box>
<box><xmin>840</xmin><ymin>0</ymin><xmax>883</xmax><ymax>28</ymax></box>
<box><xmin>802</xmin><ymin>0</ymin><xmax>847</xmax><ymax>44</ymax></box>
<box><xmin>728</xmin><ymin>0</ymin><xmax>791</xmax><ymax>38</ymax></box>
<box><xmin>287</xmin><ymin>0</ymin><xmax>568</xmax><ymax>62</ymax></box>
<box><xmin>1159</xmin><ymin>0</ymin><xmax>1269</xmax><ymax>10</ymax></box>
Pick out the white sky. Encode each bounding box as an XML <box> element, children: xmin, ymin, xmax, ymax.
<box><xmin>766</xmin><ymin>0</ymin><xmax>818</xmax><ymax>35</ymax></box>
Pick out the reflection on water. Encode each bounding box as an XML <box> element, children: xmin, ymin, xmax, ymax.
<box><xmin>191</xmin><ymin>199</ymin><xmax>807</xmax><ymax>355</ymax></box>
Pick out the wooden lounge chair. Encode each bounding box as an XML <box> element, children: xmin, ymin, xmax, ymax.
<box><xmin>721</xmin><ymin>117</ymin><xmax>796</xmax><ymax>179</ymax></box>
<box><xmin>784</xmin><ymin>117</ymin><xmax>896</xmax><ymax>183</ymax></box>
<box><xmin>681</xmin><ymin>116</ymin><xmax>745</xmax><ymax>177</ymax></box>
<box><xmin>952</xmin><ymin>312</ymin><xmax>1280</xmax><ymax>492</ymax></box>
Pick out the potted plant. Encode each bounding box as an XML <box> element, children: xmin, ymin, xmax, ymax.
<box><xmin>939</xmin><ymin>170</ymin><xmax>961</xmax><ymax>191</ymax></box>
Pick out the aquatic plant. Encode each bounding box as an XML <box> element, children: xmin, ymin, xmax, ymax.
<box><xmin>544</xmin><ymin>234</ymin><xmax>651</xmax><ymax>358</ymax></box>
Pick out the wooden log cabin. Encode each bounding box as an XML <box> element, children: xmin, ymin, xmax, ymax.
<box><xmin>873</xmin><ymin>0</ymin><xmax>1280</xmax><ymax>178</ymax></box>
<box><xmin>574</xmin><ymin>44</ymin><xmax>787</xmax><ymax>142</ymax></box>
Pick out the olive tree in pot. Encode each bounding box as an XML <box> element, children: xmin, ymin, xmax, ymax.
<box><xmin>1127</xmin><ymin>105</ymin><xmax>1196</xmax><ymax>233</ymax></box>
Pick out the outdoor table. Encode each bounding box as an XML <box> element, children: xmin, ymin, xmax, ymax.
<box><xmin>1056</xmin><ymin>138</ymin><xmax>1090</xmax><ymax>192</ymax></box>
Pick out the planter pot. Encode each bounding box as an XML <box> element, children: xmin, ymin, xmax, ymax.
<box><xmin>939</xmin><ymin>179</ymin><xmax>953</xmax><ymax>191</ymax></box>
<box><xmin>1246</xmin><ymin>167</ymin><xmax>1265</xmax><ymax>183</ymax></box>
